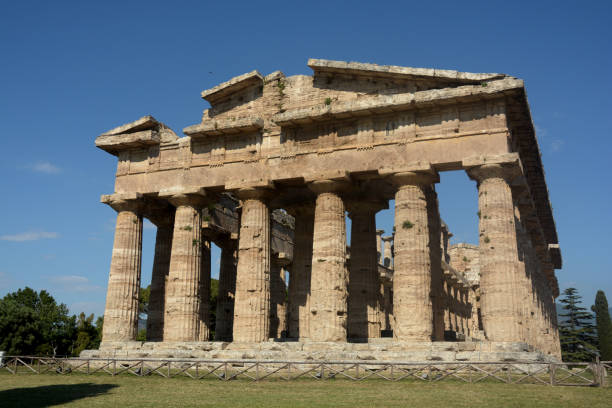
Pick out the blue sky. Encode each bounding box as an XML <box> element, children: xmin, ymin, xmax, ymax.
<box><xmin>0</xmin><ymin>0</ymin><xmax>610</xmax><ymax>317</ymax></box>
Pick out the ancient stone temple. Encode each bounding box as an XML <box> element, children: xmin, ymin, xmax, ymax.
<box><xmin>87</xmin><ymin>59</ymin><xmax>563</xmax><ymax>362</ymax></box>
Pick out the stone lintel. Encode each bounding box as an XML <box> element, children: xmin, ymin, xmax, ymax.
<box><xmin>308</xmin><ymin>59</ymin><xmax>507</xmax><ymax>83</ymax></box>
<box><xmin>462</xmin><ymin>152</ymin><xmax>520</xmax><ymax>169</ymax></box>
<box><xmin>201</xmin><ymin>70</ymin><xmax>264</xmax><ymax>103</ymax></box>
<box><xmin>183</xmin><ymin>116</ymin><xmax>264</xmax><ymax>138</ymax></box>
<box><xmin>96</xmin><ymin>115</ymin><xmax>177</xmax><ymax>155</ymax></box>
<box><xmin>225</xmin><ymin>178</ymin><xmax>273</xmax><ymax>192</ymax></box>
<box><xmin>379</xmin><ymin>161</ymin><xmax>434</xmax><ymax>178</ymax></box>
<box><xmin>304</xmin><ymin>170</ymin><xmax>350</xmax><ymax>184</ymax></box>
<box><xmin>159</xmin><ymin>187</ymin><xmax>207</xmax><ymax>207</ymax></box>
<box><xmin>273</xmin><ymin>78</ymin><xmax>523</xmax><ymax>127</ymax></box>
<box><xmin>101</xmin><ymin>192</ymin><xmax>144</xmax><ymax>212</ymax></box>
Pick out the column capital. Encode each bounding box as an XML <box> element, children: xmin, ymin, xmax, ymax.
<box><xmin>101</xmin><ymin>193</ymin><xmax>144</xmax><ymax>213</ymax></box>
<box><xmin>346</xmin><ymin>200</ymin><xmax>387</xmax><ymax>216</ymax></box>
<box><xmin>466</xmin><ymin>163</ymin><xmax>522</xmax><ymax>184</ymax></box>
<box><xmin>234</xmin><ymin>187</ymin><xmax>273</xmax><ymax>201</ymax></box>
<box><xmin>307</xmin><ymin>179</ymin><xmax>351</xmax><ymax>194</ymax></box>
<box><xmin>159</xmin><ymin>187</ymin><xmax>207</xmax><ymax>208</ymax></box>
<box><xmin>286</xmin><ymin>202</ymin><xmax>315</xmax><ymax>217</ymax></box>
<box><xmin>387</xmin><ymin>171</ymin><xmax>439</xmax><ymax>187</ymax></box>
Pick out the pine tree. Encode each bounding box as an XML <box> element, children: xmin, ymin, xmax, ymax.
<box><xmin>592</xmin><ymin>290</ymin><xmax>612</xmax><ymax>361</ymax></box>
<box><xmin>558</xmin><ymin>288</ymin><xmax>597</xmax><ymax>361</ymax></box>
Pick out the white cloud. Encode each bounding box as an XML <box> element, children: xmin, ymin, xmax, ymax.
<box><xmin>550</xmin><ymin>139</ymin><xmax>565</xmax><ymax>152</ymax></box>
<box><xmin>0</xmin><ymin>231</ymin><xmax>59</xmax><ymax>242</ymax></box>
<box><xmin>534</xmin><ymin>124</ymin><xmax>548</xmax><ymax>138</ymax></box>
<box><xmin>48</xmin><ymin>275</ymin><xmax>103</xmax><ymax>293</ymax></box>
<box><xmin>28</xmin><ymin>161</ymin><xmax>61</xmax><ymax>174</ymax></box>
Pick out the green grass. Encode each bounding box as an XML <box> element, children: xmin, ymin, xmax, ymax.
<box><xmin>0</xmin><ymin>372</ymin><xmax>610</xmax><ymax>408</ymax></box>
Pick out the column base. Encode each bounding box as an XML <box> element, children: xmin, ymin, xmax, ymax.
<box><xmin>88</xmin><ymin>340</ymin><xmax>559</xmax><ymax>363</ymax></box>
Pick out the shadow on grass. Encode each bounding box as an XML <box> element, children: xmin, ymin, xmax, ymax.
<box><xmin>0</xmin><ymin>383</ymin><xmax>117</xmax><ymax>407</ymax></box>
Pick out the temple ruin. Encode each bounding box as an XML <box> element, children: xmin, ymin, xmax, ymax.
<box><xmin>86</xmin><ymin>59</ymin><xmax>562</xmax><ymax>362</ymax></box>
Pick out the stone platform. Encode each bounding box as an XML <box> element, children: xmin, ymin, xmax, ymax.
<box><xmin>82</xmin><ymin>340</ymin><xmax>559</xmax><ymax>363</ymax></box>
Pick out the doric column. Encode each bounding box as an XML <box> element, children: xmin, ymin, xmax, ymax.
<box><xmin>214</xmin><ymin>239</ymin><xmax>237</xmax><ymax>341</ymax></box>
<box><xmin>162</xmin><ymin>191</ymin><xmax>207</xmax><ymax>342</ymax></box>
<box><xmin>308</xmin><ymin>180</ymin><xmax>349</xmax><ymax>342</ymax></box>
<box><xmin>146</xmin><ymin>209</ymin><xmax>174</xmax><ymax>341</ymax></box>
<box><xmin>443</xmin><ymin>280</ymin><xmax>453</xmax><ymax>333</ymax></box>
<box><xmin>390</xmin><ymin>171</ymin><xmax>439</xmax><ymax>341</ymax></box>
<box><xmin>233</xmin><ymin>188</ymin><xmax>271</xmax><ymax>342</ymax></box>
<box><xmin>468</xmin><ymin>164</ymin><xmax>523</xmax><ymax>342</ymax></box>
<box><xmin>101</xmin><ymin>193</ymin><xmax>144</xmax><ymax>342</ymax></box>
<box><xmin>347</xmin><ymin>201</ymin><xmax>383</xmax><ymax>339</ymax></box>
<box><xmin>376</xmin><ymin>229</ymin><xmax>384</xmax><ymax>264</ymax></box>
<box><xmin>382</xmin><ymin>236</ymin><xmax>393</xmax><ymax>267</ymax></box>
<box><xmin>425</xmin><ymin>186</ymin><xmax>445</xmax><ymax>341</ymax></box>
<box><xmin>270</xmin><ymin>258</ymin><xmax>289</xmax><ymax>339</ymax></box>
<box><xmin>198</xmin><ymin>239</ymin><xmax>211</xmax><ymax>341</ymax></box>
<box><xmin>287</xmin><ymin>204</ymin><xmax>315</xmax><ymax>340</ymax></box>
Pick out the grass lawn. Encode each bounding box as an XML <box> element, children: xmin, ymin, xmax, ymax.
<box><xmin>0</xmin><ymin>372</ymin><xmax>610</xmax><ymax>408</ymax></box>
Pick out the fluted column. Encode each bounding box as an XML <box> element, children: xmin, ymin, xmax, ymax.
<box><xmin>390</xmin><ymin>171</ymin><xmax>438</xmax><ymax>341</ymax></box>
<box><xmin>468</xmin><ymin>164</ymin><xmax>523</xmax><ymax>342</ymax></box>
<box><xmin>382</xmin><ymin>236</ymin><xmax>393</xmax><ymax>267</ymax></box>
<box><xmin>101</xmin><ymin>194</ymin><xmax>143</xmax><ymax>342</ymax></box>
<box><xmin>233</xmin><ymin>188</ymin><xmax>271</xmax><ymax>342</ymax></box>
<box><xmin>163</xmin><ymin>193</ymin><xmax>207</xmax><ymax>342</ymax></box>
<box><xmin>426</xmin><ymin>186</ymin><xmax>445</xmax><ymax>341</ymax></box>
<box><xmin>287</xmin><ymin>204</ymin><xmax>315</xmax><ymax>340</ymax></box>
<box><xmin>376</xmin><ymin>230</ymin><xmax>384</xmax><ymax>264</ymax></box>
<box><xmin>443</xmin><ymin>280</ymin><xmax>453</xmax><ymax>333</ymax></box>
<box><xmin>215</xmin><ymin>239</ymin><xmax>237</xmax><ymax>341</ymax></box>
<box><xmin>309</xmin><ymin>180</ymin><xmax>348</xmax><ymax>342</ymax></box>
<box><xmin>146</xmin><ymin>210</ymin><xmax>174</xmax><ymax>341</ymax></box>
<box><xmin>198</xmin><ymin>239</ymin><xmax>211</xmax><ymax>341</ymax></box>
<box><xmin>347</xmin><ymin>201</ymin><xmax>383</xmax><ymax>339</ymax></box>
<box><xmin>270</xmin><ymin>260</ymin><xmax>288</xmax><ymax>339</ymax></box>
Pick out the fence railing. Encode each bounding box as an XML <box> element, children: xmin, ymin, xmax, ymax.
<box><xmin>1</xmin><ymin>357</ymin><xmax>610</xmax><ymax>387</ymax></box>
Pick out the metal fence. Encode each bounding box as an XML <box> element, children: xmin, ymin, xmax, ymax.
<box><xmin>1</xmin><ymin>356</ymin><xmax>610</xmax><ymax>387</ymax></box>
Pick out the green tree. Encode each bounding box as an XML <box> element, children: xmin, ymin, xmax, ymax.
<box><xmin>592</xmin><ymin>290</ymin><xmax>612</xmax><ymax>360</ymax></box>
<box><xmin>72</xmin><ymin>312</ymin><xmax>101</xmax><ymax>356</ymax></box>
<box><xmin>139</xmin><ymin>285</ymin><xmax>150</xmax><ymax>316</ymax></box>
<box><xmin>0</xmin><ymin>287</ymin><xmax>75</xmax><ymax>356</ymax></box>
<box><xmin>558</xmin><ymin>287</ymin><xmax>597</xmax><ymax>361</ymax></box>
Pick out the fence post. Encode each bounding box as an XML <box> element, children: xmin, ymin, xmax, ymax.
<box><xmin>549</xmin><ymin>363</ymin><xmax>556</xmax><ymax>386</ymax></box>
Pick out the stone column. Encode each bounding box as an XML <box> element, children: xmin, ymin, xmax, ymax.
<box><xmin>233</xmin><ymin>188</ymin><xmax>271</xmax><ymax>343</ymax></box>
<box><xmin>382</xmin><ymin>236</ymin><xmax>393</xmax><ymax>268</ymax></box>
<box><xmin>101</xmin><ymin>194</ymin><xmax>143</xmax><ymax>342</ymax></box>
<box><xmin>376</xmin><ymin>229</ymin><xmax>384</xmax><ymax>264</ymax></box>
<box><xmin>347</xmin><ymin>201</ymin><xmax>383</xmax><ymax>339</ymax></box>
<box><xmin>309</xmin><ymin>180</ymin><xmax>348</xmax><ymax>342</ymax></box>
<box><xmin>443</xmin><ymin>280</ymin><xmax>453</xmax><ymax>334</ymax></box>
<box><xmin>468</xmin><ymin>164</ymin><xmax>523</xmax><ymax>342</ymax></box>
<box><xmin>163</xmin><ymin>192</ymin><xmax>207</xmax><ymax>342</ymax></box>
<box><xmin>426</xmin><ymin>186</ymin><xmax>445</xmax><ymax>341</ymax></box>
<box><xmin>287</xmin><ymin>204</ymin><xmax>315</xmax><ymax>340</ymax></box>
<box><xmin>390</xmin><ymin>171</ymin><xmax>438</xmax><ymax>341</ymax></box>
<box><xmin>146</xmin><ymin>210</ymin><xmax>174</xmax><ymax>341</ymax></box>
<box><xmin>270</xmin><ymin>259</ymin><xmax>288</xmax><ymax>339</ymax></box>
<box><xmin>215</xmin><ymin>239</ymin><xmax>237</xmax><ymax>341</ymax></box>
<box><xmin>198</xmin><ymin>239</ymin><xmax>211</xmax><ymax>341</ymax></box>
